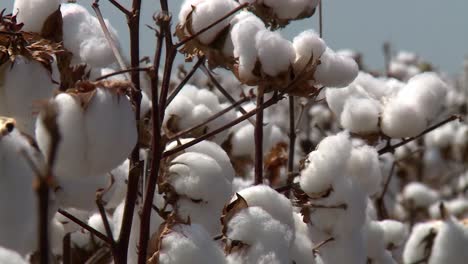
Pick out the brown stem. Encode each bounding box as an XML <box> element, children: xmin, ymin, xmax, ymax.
<box><xmin>175</xmin><ymin>3</ymin><xmax>249</xmax><ymax>48</ymax></box>
<box><xmin>313</xmin><ymin>237</ymin><xmax>334</xmax><ymax>255</ymax></box>
<box><xmin>108</xmin><ymin>0</ymin><xmax>131</xmax><ymax>16</ymax></box>
<box><xmin>166</xmin><ymin>57</ymin><xmax>205</xmax><ymax>106</ymax></box>
<box><xmin>37</xmin><ymin>175</ymin><xmax>50</xmax><ymax>264</ymax></box>
<box><xmin>319</xmin><ymin>0</ymin><xmax>323</xmax><ymax>38</ymax></box>
<box><xmin>286</xmin><ymin>96</ymin><xmax>296</xmax><ymax>196</ymax></box>
<box><xmin>378</xmin><ymin>115</ymin><xmax>460</xmax><ymax>155</ymax></box>
<box><xmin>58</xmin><ymin>209</ymin><xmax>112</xmax><ymax>245</ymax></box>
<box><xmin>62</xmin><ymin>233</ymin><xmax>71</xmax><ymax>264</ymax></box>
<box><xmin>376</xmin><ymin>161</ymin><xmax>396</xmax><ymax>220</ymax></box>
<box><xmin>255</xmin><ymin>87</ymin><xmax>264</xmax><ymax>185</ymax></box>
<box><xmin>96</xmin><ymin>197</ymin><xmax>115</xmax><ymax>247</ymax></box>
<box><xmin>95</xmin><ymin>67</ymin><xmax>150</xmax><ymax>81</ymax></box>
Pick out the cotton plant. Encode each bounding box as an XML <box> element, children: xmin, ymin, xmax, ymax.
<box><xmin>326</xmin><ymin>71</ymin><xmax>449</xmax><ymax>139</ymax></box>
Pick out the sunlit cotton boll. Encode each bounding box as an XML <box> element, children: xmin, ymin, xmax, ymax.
<box><xmin>315</xmin><ymin>48</ymin><xmax>359</xmax><ymax>88</ymax></box>
<box><xmin>255</xmin><ymin>30</ymin><xmax>296</xmax><ymax>77</ymax></box>
<box><xmin>293</xmin><ymin>29</ymin><xmax>326</xmax><ymax>73</ymax></box>
<box><xmin>403</xmin><ymin>221</ymin><xmax>441</xmax><ymax>263</ymax></box>
<box><xmin>185</xmin><ymin>0</ymin><xmax>238</xmax><ymax>44</ymax></box>
<box><xmin>0</xmin><ymin>247</ymin><xmax>28</xmax><ymax>264</ymax></box>
<box><xmin>0</xmin><ymin>119</ymin><xmax>39</xmax><ymax>255</ymax></box>
<box><xmin>61</xmin><ymin>3</ymin><xmax>121</xmax><ymax>67</ymax></box>
<box><xmin>402</xmin><ymin>182</ymin><xmax>440</xmax><ymax>208</ymax></box>
<box><xmin>230</xmin><ymin>11</ymin><xmax>266</xmax><ymax>82</ymax></box>
<box><xmin>346</xmin><ymin>144</ymin><xmax>382</xmax><ymax>196</ymax></box>
<box><xmin>13</xmin><ymin>0</ymin><xmax>60</xmax><ymax>33</ymax></box>
<box><xmin>340</xmin><ymin>97</ymin><xmax>381</xmax><ymax>133</ymax></box>
<box><xmin>381</xmin><ymin>96</ymin><xmax>427</xmax><ymax>138</ymax></box>
<box><xmin>226</xmin><ymin>207</ymin><xmax>293</xmax><ymax>264</ymax></box>
<box><xmin>35</xmin><ymin>88</ymin><xmax>137</xmax><ymax>179</ymax></box>
<box><xmin>0</xmin><ymin>56</ymin><xmax>58</xmax><ymax>135</ymax></box>
<box><xmin>157</xmin><ymin>223</ymin><xmax>227</xmax><ymax>264</ymax></box>
<box><xmin>429</xmin><ymin>216</ymin><xmax>468</xmax><ymax>264</ymax></box>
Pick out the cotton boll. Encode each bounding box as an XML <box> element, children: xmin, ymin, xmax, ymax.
<box><xmin>35</xmin><ymin>93</ymin><xmax>86</xmax><ymax>179</ymax></box>
<box><xmin>255</xmin><ymin>30</ymin><xmax>296</xmax><ymax>77</ymax></box>
<box><xmin>429</xmin><ymin>198</ymin><xmax>468</xmax><ymax>219</ymax></box>
<box><xmin>293</xmin><ymin>30</ymin><xmax>326</xmax><ymax>72</ymax></box>
<box><xmin>325</xmin><ymin>86</ymin><xmax>355</xmax><ymax>116</ymax></box>
<box><xmin>0</xmin><ymin>121</ymin><xmax>39</xmax><ymax>255</ymax></box>
<box><xmin>230</xmin><ymin>123</ymin><xmax>273</xmax><ymax>159</ymax></box>
<box><xmin>290</xmin><ymin>213</ymin><xmax>316</xmax><ymax>264</ymax></box>
<box><xmin>237</xmin><ymin>185</ymin><xmax>294</xmax><ymax>230</ymax></box>
<box><xmin>84</xmin><ymin>87</ymin><xmax>137</xmax><ymax>175</ymax></box>
<box><xmin>61</xmin><ymin>3</ymin><xmax>120</xmax><ymax>67</ymax></box>
<box><xmin>55</xmin><ymin>208</ymin><xmax>90</xmax><ymax>233</ymax></box>
<box><xmin>340</xmin><ymin>97</ymin><xmax>381</xmax><ymax>133</ymax></box>
<box><xmin>50</xmin><ymin>217</ymin><xmax>65</xmax><ymax>255</ymax></box>
<box><xmin>103</xmin><ymin>159</ymin><xmax>130</xmax><ymax>209</ymax></box>
<box><xmin>231</xmin><ymin>13</ymin><xmax>266</xmax><ymax>82</ymax></box>
<box><xmin>353</xmin><ymin>72</ymin><xmax>394</xmax><ymax>100</ymax></box>
<box><xmin>395</xmin><ymin>51</ymin><xmax>419</xmax><ymax>65</ymax></box>
<box><xmin>55</xmin><ymin>174</ymin><xmax>109</xmax><ymax>210</ymax></box>
<box><xmin>178</xmin><ymin>0</ymin><xmax>205</xmax><ymax>25</ymax></box>
<box><xmin>402</xmin><ymin>182</ymin><xmax>440</xmax><ymax>208</ymax></box>
<box><xmin>346</xmin><ymin>144</ymin><xmax>382</xmax><ymax>195</ymax></box>
<box><xmin>315</xmin><ymin>48</ymin><xmax>359</xmax><ymax>88</ymax></box>
<box><xmin>169</xmin><ymin>152</ymin><xmax>232</xmax><ymax>204</ymax></box>
<box><xmin>424</xmin><ymin>122</ymin><xmax>456</xmax><ymax>148</ymax></box>
<box><xmin>379</xmin><ymin>220</ymin><xmax>408</xmax><ymax>248</ymax></box>
<box><xmin>189</xmin><ymin>0</ymin><xmax>238</xmax><ymax>44</ymax></box>
<box><xmin>13</xmin><ymin>0</ymin><xmax>61</xmax><ymax>33</ymax></box>
<box><xmin>261</xmin><ymin>0</ymin><xmax>319</xmax><ymax>20</ymax></box>
<box><xmin>299</xmin><ymin>132</ymin><xmax>352</xmax><ymax>196</ymax></box>
<box><xmin>232</xmin><ymin>177</ymin><xmax>254</xmax><ymax>193</ymax></box>
<box><xmin>364</xmin><ymin>221</ymin><xmax>387</xmax><ymax>260</ymax></box>
<box><xmin>166</xmin><ymin>139</ymin><xmax>235</xmax><ymax>182</ymax></box>
<box><xmin>381</xmin><ymin>97</ymin><xmax>427</xmax><ymax>138</ymax></box>
<box><xmin>226</xmin><ymin>207</ymin><xmax>293</xmax><ymax>264</ymax></box>
<box><xmin>0</xmin><ymin>56</ymin><xmax>58</xmax><ymax>134</ymax></box>
<box><xmin>397</xmin><ymin>72</ymin><xmax>448</xmax><ymax>119</ymax></box>
<box><xmin>429</xmin><ymin>217</ymin><xmax>468</xmax><ymax>264</ymax></box>
<box><xmin>0</xmin><ymin>247</ymin><xmax>28</xmax><ymax>264</ymax></box>
<box><xmin>402</xmin><ymin>221</ymin><xmax>440</xmax><ymax>264</ymax></box>
<box><xmin>317</xmin><ymin>230</ymin><xmax>367</xmax><ymax>264</ymax></box>
<box><xmin>158</xmin><ymin>223</ymin><xmax>226</xmax><ymax>264</ymax></box>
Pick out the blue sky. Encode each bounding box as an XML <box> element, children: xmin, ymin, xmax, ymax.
<box><xmin>4</xmin><ymin>0</ymin><xmax>468</xmax><ymax>74</ymax></box>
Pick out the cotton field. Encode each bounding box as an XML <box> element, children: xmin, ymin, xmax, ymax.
<box><xmin>0</xmin><ymin>0</ymin><xmax>467</xmax><ymax>264</ymax></box>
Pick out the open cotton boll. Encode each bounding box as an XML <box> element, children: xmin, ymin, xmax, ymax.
<box><xmin>253</xmin><ymin>0</ymin><xmax>319</xmax><ymax>20</ymax></box>
<box><xmin>226</xmin><ymin>207</ymin><xmax>293</xmax><ymax>264</ymax></box>
<box><xmin>61</xmin><ymin>3</ymin><xmax>120</xmax><ymax>67</ymax></box>
<box><xmin>397</xmin><ymin>72</ymin><xmax>448</xmax><ymax>119</ymax></box>
<box><xmin>340</xmin><ymin>97</ymin><xmax>381</xmax><ymax>133</ymax></box>
<box><xmin>237</xmin><ymin>185</ymin><xmax>294</xmax><ymax>230</ymax></box>
<box><xmin>403</xmin><ymin>221</ymin><xmax>440</xmax><ymax>263</ymax></box>
<box><xmin>231</xmin><ymin>13</ymin><xmax>266</xmax><ymax>82</ymax></box>
<box><xmin>166</xmin><ymin>139</ymin><xmax>235</xmax><ymax>182</ymax></box>
<box><xmin>379</xmin><ymin>220</ymin><xmax>408</xmax><ymax>248</ymax></box>
<box><xmin>290</xmin><ymin>213</ymin><xmax>316</xmax><ymax>264</ymax></box>
<box><xmin>0</xmin><ymin>56</ymin><xmax>58</xmax><ymax>135</ymax></box>
<box><xmin>13</xmin><ymin>0</ymin><xmax>60</xmax><ymax>33</ymax></box>
<box><xmin>0</xmin><ymin>247</ymin><xmax>28</xmax><ymax>264</ymax></box>
<box><xmin>293</xmin><ymin>30</ymin><xmax>326</xmax><ymax>72</ymax></box>
<box><xmin>36</xmin><ymin>93</ymin><xmax>86</xmax><ymax>179</ymax></box>
<box><xmin>364</xmin><ymin>221</ymin><xmax>387</xmax><ymax>261</ymax></box>
<box><xmin>424</xmin><ymin>122</ymin><xmax>456</xmax><ymax>148</ymax></box>
<box><xmin>353</xmin><ymin>72</ymin><xmax>394</xmax><ymax>100</ymax></box>
<box><xmin>429</xmin><ymin>198</ymin><xmax>468</xmax><ymax>219</ymax></box>
<box><xmin>346</xmin><ymin>144</ymin><xmax>382</xmax><ymax>195</ymax></box>
<box><xmin>317</xmin><ymin>230</ymin><xmax>367</xmax><ymax>264</ymax></box>
<box><xmin>255</xmin><ymin>30</ymin><xmax>296</xmax><ymax>77</ymax></box>
<box><xmin>84</xmin><ymin>87</ymin><xmax>137</xmax><ymax>175</ymax></box>
<box><xmin>230</xmin><ymin>122</ymin><xmax>273</xmax><ymax>158</ymax></box>
<box><xmin>381</xmin><ymin>97</ymin><xmax>427</xmax><ymax>138</ymax></box>
<box><xmin>395</xmin><ymin>51</ymin><xmax>419</xmax><ymax>65</ymax></box>
<box><xmin>169</xmin><ymin>152</ymin><xmax>232</xmax><ymax>204</ymax></box>
<box><xmin>315</xmin><ymin>48</ymin><xmax>359</xmax><ymax>88</ymax></box>
<box><xmin>188</xmin><ymin>0</ymin><xmax>238</xmax><ymax>44</ymax></box>
<box><xmin>157</xmin><ymin>223</ymin><xmax>226</xmax><ymax>264</ymax></box>
<box><xmin>0</xmin><ymin>121</ymin><xmax>40</xmax><ymax>255</ymax></box>
<box><xmin>299</xmin><ymin>132</ymin><xmax>352</xmax><ymax>196</ymax></box>
<box><xmin>402</xmin><ymin>182</ymin><xmax>440</xmax><ymax>208</ymax></box>
<box><xmin>54</xmin><ymin>174</ymin><xmax>109</xmax><ymax>210</ymax></box>
<box><xmin>429</xmin><ymin>217</ymin><xmax>468</xmax><ymax>264</ymax></box>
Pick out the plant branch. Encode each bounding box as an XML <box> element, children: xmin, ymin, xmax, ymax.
<box><xmin>95</xmin><ymin>67</ymin><xmax>150</xmax><ymax>81</ymax></box>
<box><xmin>378</xmin><ymin>115</ymin><xmax>460</xmax><ymax>155</ymax></box>
<box><xmin>58</xmin><ymin>209</ymin><xmax>112</xmax><ymax>245</ymax></box>
<box><xmin>96</xmin><ymin>196</ymin><xmax>115</xmax><ymax>247</ymax></box>
<box><xmin>286</xmin><ymin>96</ymin><xmax>296</xmax><ymax>196</ymax></box>
<box><xmin>166</xmin><ymin>56</ymin><xmax>205</xmax><ymax>106</ymax></box>
<box><xmin>108</xmin><ymin>0</ymin><xmax>131</xmax><ymax>16</ymax></box>
<box><xmin>254</xmin><ymin>87</ymin><xmax>264</xmax><ymax>185</ymax></box>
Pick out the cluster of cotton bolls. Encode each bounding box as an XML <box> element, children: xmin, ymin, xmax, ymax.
<box><xmin>326</xmin><ymin>71</ymin><xmax>448</xmax><ymax>138</ymax></box>
<box><xmin>177</xmin><ymin>0</ymin><xmax>358</xmax><ymax>93</ymax></box>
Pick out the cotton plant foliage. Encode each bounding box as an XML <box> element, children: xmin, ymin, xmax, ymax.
<box><xmin>1</xmin><ymin>0</ymin><xmax>468</xmax><ymax>263</ymax></box>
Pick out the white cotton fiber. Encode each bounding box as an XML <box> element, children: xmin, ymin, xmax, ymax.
<box><xmin>397</xmin><ymin>72</ymin><xmax>448</xmax><ymax>119</ymax></box>
<box><xmin>402</xmin><ymin>182</ymin><xmax>440</xmax><ymax>208</ymax></box>
<box><xmin>13</xmin><ymin>0</ymin><xmax>61</xmax><ymax>33</ymax></box>
<box><xmin>0</xmin><ymin>247</ymin><xmax>28</xmax><ymax>264</ymax></box>
<box><xmin>61</xmin><ymin>3</ymin><xmax>121</xmax><ymax>67</ymax></box>
<box><xmin>0</xmin><ymin>56</ymin><xmax>58</xmax><ymax>135</ymax></box>
<box><xmin>299</xmin><ymin>132</ymin><xmax>352</xmax><ymax>196</ymax></box>
<box><xmin>403</xmin><ymin>221</ymin><xmax>440</xmax><ymax>264</ymax></box>
<box><xmin>230</xmin><ymin>13</ymin><xmax>265</xmax><ymax>81</ymax></box>
<box><xmin>379</xmin><ymin>220</ymin><xmax>408</xmax><ymax>248</ymax></box>
<box><xmin>381</xmin><ymin>97</ymin><xmax>427</xmax><ymax>138</ymax></box>
<box><xmin>340</xmin><ymin>97</ymin><xmax>381</xmax><ymax>133</ymax></box>
<box><xmin>259</xmin><ymin>0</ymin><xmax>319</xmax><ymax>20</ymax></box>
<box><xmin>158</xmin><ymin>224</ymin><xmax>227</xmax><ymax>264</ymax></box>
<box><xmin>429</xmin><ymin>217</ymin><xmax>468</xmax><ymax>264</ymax></box>
<box><xmin>293</xmin><ymin>30</ymin><xmax>326</xmax><ymax>72</ymax></box>
<box><xmin>85</xmin><ymin>88</ymin><xmax>137</xmax><ymax>176</ymax></box>
<box><xmin>315</xmin><ymin>48</ymin><xmax>359</xmax><ymax>88</ymax></box>
<box><xmin>237</xmin><ymin>185</ymin><xmax>294</xmax><ymax>230</ymax></box>
<box><xmin>346</xmin><ymin>144</ymin><xmax>382</xmax><ymax>195</ymax></box>
<box><xmin>189</xmin><ymin>0</ymin><xmax>238</xmax><ymax>44</ymax></box>
<box><xmin>255</xmin><ymin>30</ymin><xmax>296</xmax><ymax>77</ymax></box>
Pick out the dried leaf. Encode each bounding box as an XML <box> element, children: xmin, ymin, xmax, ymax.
<box><xmin>41</xmin><ymin>6</ymin><xmax>63</xmax><ymax>42</ymax></box>
<box><xmin>221</xmin><ymin>193</ymin><xmax>249</xmax><ymax>235</ymax></box>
